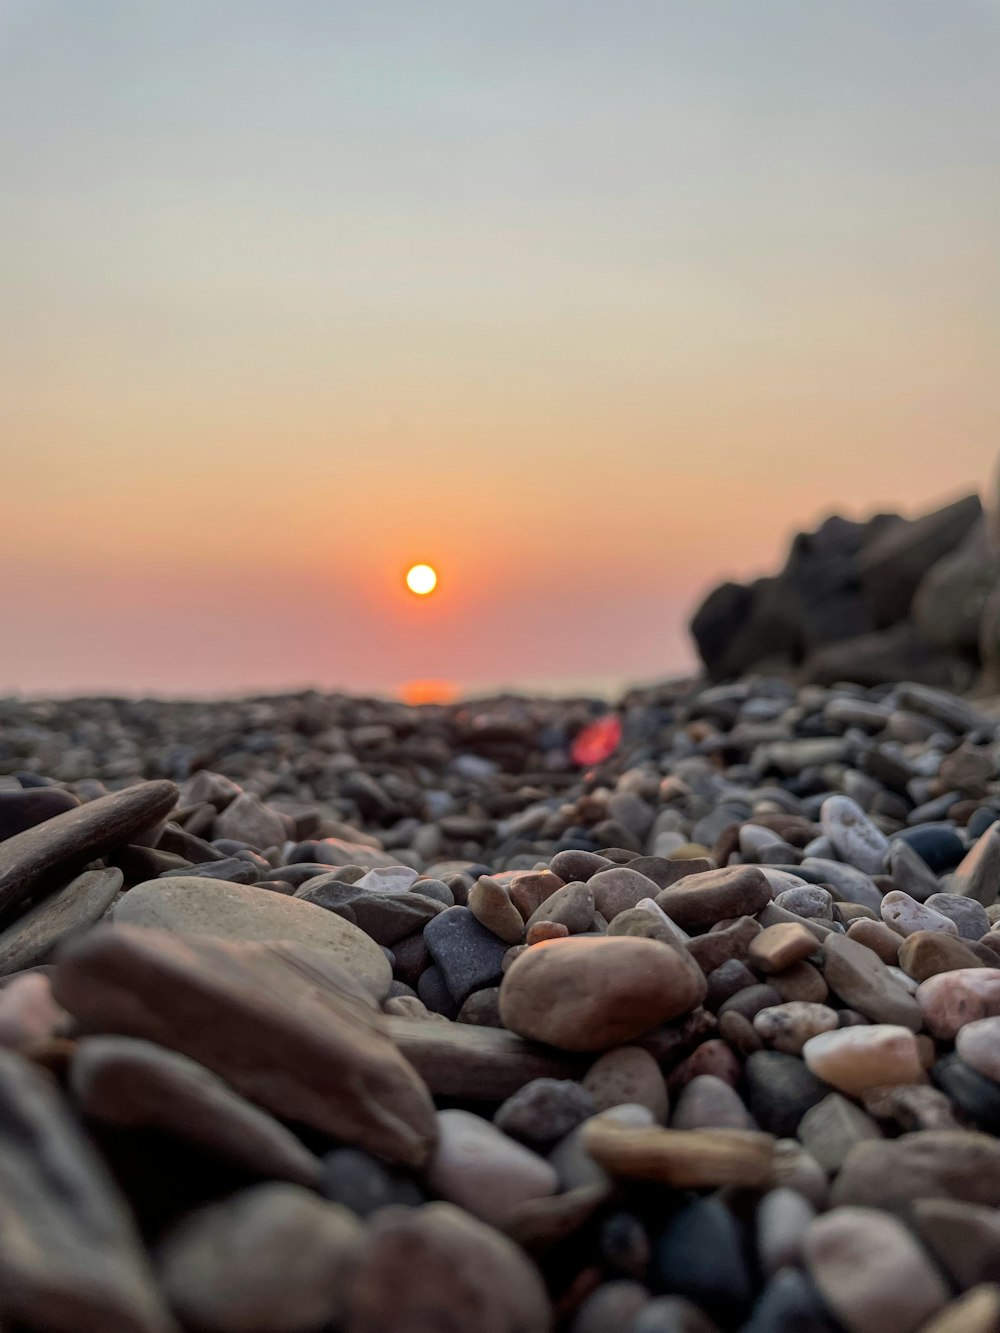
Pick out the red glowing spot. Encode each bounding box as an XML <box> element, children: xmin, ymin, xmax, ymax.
<box><xmin>571</xmin><ymin>714</ymin><xmax>622</xmax><ymax>766</ymax></box>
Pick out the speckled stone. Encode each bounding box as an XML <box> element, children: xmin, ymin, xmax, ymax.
<box><xmin>424</xmin><ymin>906</ymin><xmax>510</xmax><ymax>1005</ymax></box>
<box><xmin>493</xmin><ymin>1078</ymin><xmax>596</xmax><ymax>1146</ymax></box>
<box><xmin>754</xmin><ymin>1002</ymin><xmax>839</xmax><ymax>1056</ymax></box>
<box><xmin>583</xmin><ymin>1046</ymin><xmax>669</xmax><ymax>1122</ymax></box>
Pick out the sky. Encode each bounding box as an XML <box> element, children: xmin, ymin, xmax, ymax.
<box><xmin>2</xmin><ymin>0</ymin><xmax>998</xmax><ymax>697</ymax></box>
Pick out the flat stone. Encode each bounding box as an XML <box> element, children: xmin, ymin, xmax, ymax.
<box><xmin>656</xmin><ymin>866</ymin><xmax>772</xmax><ymax>930</ymax></box>
<box><xmin>0</xmin><ymin>867</ymin><xmax>122</xmax><ymax>977</ymax></box>
<box><xmin>0</xmin><ymin>1048</ymin><xmax>175</xmax><ymax>1333</ymax></box>
<box><xmin>499</xmin><ymin>936</ymin><xmax>707</xmax><ymax>1052</ymax></box>
<box><xmin>384</xmin><ymin>1015</ymin><xmax>582</xmax><ymax>1099</ymax></box>
<box><xmin>53</xmin><ymin>926</ymin><xmax>437</xmax><ymax>1167</ymax></box>
<box><xmin>468</xmin><ymin>877</ymin><xmax>525</xmax><ymax>943</ymax></box>
<box><xmin>950</xmin><ymin>822</ymin><xmax>1000</xmax><ymax>905</ymax></box>
<box><xmin>797</xmin><ymin>1092</ymin><xmax>882</xmax><ymax>1172</ymax></box>
<box><xmin>0</xmin><ymin>786</ymin><xmax>79</xmax><ymax>839</ymax></box>
<box><xmin>754</xmin><ymin>1002</ymin><xmax>838</xmax><ymax>1055</ymax></box>
<box><xmin>346</xmin><ymin>1201</ymin><xmax>551</xmax><ymax>1333</ymax></box>
<box><xmin>423</xmin><ymin>906</ymin><xmax>510</xmax><ymax>1004</ymax></box>
<box><xmin>588</xmin><ymin>867</ymin><xmax>662</xmax><ymax>920</ymax></box>
<box><xmin>156</xmin><ymin>1183</ymin><xmax>362</xmax><ymax>1333</ymax></box>
<box><xmin>803</xmin><ymin>1025</ymin><xmax>923</xmax><ymax>1095</ymax></box>
<box><xmin>114</xmin><ymin>876</ymin><xmax>391</xmax><ymax>999</ymax></box>
<box><xmin>296</xmin><ymin>876</ymin><xmax>442</xmax><ymax>945</ymax></box>
<box><xmin>494</xmin><ymin>1078</ymin><xmax>596</xmax><ymax>1145</ymax></box>
<box><xmin>583</xmin><ymin>1045</ymin><xmax>669</xmax><ymax>1121</ymax></box>
<box><xmin>832</xmin><ymin>1130</ymin><xmax>1000</xmax><ymax>1208</ymax></box>
<box><xmin>956</xmin><ymin>1014</ymin><xmax>1000</xmax><ymax>1082</ymax></box>
<box><xmin>0</xmin><ymin>779</ymin><xmax>177</xmax><ymax>916</ymax></box>
<box><xmin>70</xmin><ymin>1035</ymin><xmax>322</xmax><ymax>1187</ymax></box>
<box><xmin>425</xmin><ymin>1108</ymin><xmax>558</xmax><ymax>1227</ymax></box>
<box><xmin>583</xmin><ymin>1119</ymin><xmax>774</xmax><ymax>1190</ymax></box>
<box><xmin>747</xmin><ymin>922</ymin><xmax>818</xmax><ymax>973</ymax></box>
<box><xmin>821</xmin><ymin>796</ymin><xmax>890</xmax><ymax>874</ymax></box>
<box><xmin>822</xmin><ymin>932</ymin><xmax>922</xmax><ymax>1030</ymax></box>
<box><xmin>525</xmin><ymin>881</ymin><xmax>595</xmax><ymax>934</ymax></box>
<box><xmin>917</xmin><ymin>967</ymin><xmax>1000</xmax><ymax>1038</ymax></box>
<box><xmin>805</xmin><ymin>1206</ymin><xmax>948</xmax><ymax>1333</ymax></box>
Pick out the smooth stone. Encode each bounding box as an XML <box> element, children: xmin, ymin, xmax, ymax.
<box><xmin>742</xmin><ymin>1267</ymin><xmax>838</xmax><ymax>1333</ymax></box>
<box><xmin>632</xmin><ymin>1294</ymin><xmax>721</xmax><ymax>1333</ymax></box>
<box><xmin>744</xmin><ymin>1051</ymin><xmax>828</xmax><ymax>1138</ymax></box>
<box><xmin>0</xmin><ymin>970</ymin><xmax>67</xmax><ymax>1048</ymax></box>
<box><xmin>757</xmin><ymin>1187</ymin><xmax>815</xmax><ymax>1275</ymax></box>
<box><xmin>346</xmin><ymin>1201</ymin><xmax>551</xmax><ymax>1333</ymax></box>
<box><xmin>800</xmin><ymin>859</ymin><xmax>883</xmax><ymax>912</ymax></box>
<box><xmin>156</xmin><ymin>1183</ymin><xmax>362</xmax><ymax>1333</ymax></box>
<box><xmin>925</xmin><ymin>891</ymin><xmax>991</xmax><ymax>940</ymax></box>
<box><xmin>773</xmin><ymin>885</ymin><xmax>834</xmax><ymax>920</ymax></box>
<box><xmin>910</xmin><ymin>1198</ymin><xmax>1000</xmax><ymax>1290</ymax></box>
<box><xmin>572</xmin><ymin>1281</ymin><xmax>650</xmax><ymax>1333</ymax></box>
<box><xmin>656</xmin><ymin>866</ymin><xmax>772</xmax><ymax>930</ymax></box>
<box><xmin>897</xmin><ymin>930</ymin><xmax>986</xmax><ymax>981</ymax></box>
<box><xmin>769</xmin><ymin>1139</ymin><xmax>829</xmax><ymax>1209</ymax></box>
<box><xmin>158</xmin><ymin>855</ymin><xmax>257</xmax><ymax>884</ymax></box>
<box><xmin>70</xmin><ymin>1035</ymin><xmax>321</xmax><ymax>1187</ymax></box>
<box><xmin>589</xmin><ymin>867</ymin><xmax>662</xmax><ymax>920</ymax></box>
<box><xmin>895</xmin><ymin>824</ymin><xmax>966</xmax><ymax>875</ymax></box>
<box><xmin>670</xmin><ymin>1074</ymin><xmax>755</xmax><ymax>1131</ymax></box>
<box><xmin>423</xmin><ymin>906</ymin><xmax>510</xmax><ymax>1004</ymax></box>
<box><xmin>455</xmin><ymin>985</ymin><xmax>504</xmax><ymax>1028</ymax></box>
<box><xmin>802</xmin><ymin>1025</ymin><xmax>922</xmax><ymax>1095</ymax></box>
<box><xmin>468</xmin><ymin>877</ymin><xmax>525</xmax><ymax>944</ymax></box>
<box><xmin>583</xmin><ymin>1045</ymin><xmax>669</xmax><ymax>1121</ymax></box>
<box><xmin>820</xmin><ymin>796</ymin><xmax>890</xmax><ymax>875</ymax></box>
<box><xmin>296</xmin><ymin>877</ymin><xmax>442</xmax><ymax>945</ymax></box>
<box><xmin>797</xmin><ymin>1093</ymin><xmax>882</xmax><ymax>1173</ymax></box>
<box><xmin>416</xmin><ymin>963</ymin><xmax>459</xmax><ymax>1018</ymax></box>
<box><xmin>384</xmin><ymin>1015</ymin><xmax>581</xmax><ymax>1100</ymax></box>
<box><xmin>706</xmin><ymin>958</ymin><xmax>758</xmax><ymax>1009</ymax></box>
<box><xmin>549</xmin><ymin>850</ymin><xmax>613</xmax><ymax>882</ymax></box>
<box><xmin>832</xmin><ymin>1130</ymin><xmax>1000</xmax><ymax>1208</ymax></box>
<box><xmin>0</xmin><ymin>867</ymin><xmax>123</xmax><ymax>977</ymax></box>
<box><xmin>0</xmin><ymin>1048</ymin><xmax>174</xmax><ymax>1333</ymax></box>
<box><xmin>499</xmin><ymin>936</ymin><xmax>707</xmax><ymax>1052</ymax></box>
<box><xmin>0</xmin><ymin>779</ymin><xmax>177</xmax><ymax>917</ymax></box>
<box><xmin>494</xmin><ymin>1077</ymin><xmax>596</xmax><ymax>1145</ymax></box>
<box><xmin>319</xmin><ymin>1147</ymin><xmax>423</xmax><ymax>1217</ymax></box>
<box><xmin>212</xmin><ymin>792</ymin><xmax>287</xmax><ymax>849</ymax></box>
<box><xmin>845</xmin><ymin>917</ymin><xmax>905</xmax><ymax>964</ymax></box>
<box><xmin>804</xmin><ymin>1206</ymin><xmax>948</xmax><ymax>1333</ymax></box>
<box><xmin>53</xmin><ymin>926</ymin><xmax>437</xmax><ymax>1167</ymax></box>
<box><xmin>770</xmin><ymin>959</ymin><xmax>829</xmax><ymax>1004</ymax></box>
<box><xmin>525</xmin><ymin>881</ymin><xmax>595</xmax><ymax>934</ymax></box>
<box><xmin>748</xmin><ymin>923</ymin><xmax>818</xmax><ymax>974</ymax></box>
<box><xmin>821</xmin><ymin>933</ymin><xmax>922</xmax><ymax>1030</ymax></box>
<box><xmin>651</xmin><ymin>1196</ymin><xmax>754</xmax><ymax>1324</ymax></box>
<box><xmin>887</xmin><ymin>839</ymin><xmax>942</xmax><ymax>902</ymax></box>
<box><xmin>508</xmin><ymin>869</ymin><xmax>565</xmax><ymax>921</ymax></box>
<box><xmin>917</xmin><ymin>967</ymin><xmax>1000</xmax><ymax>1038</ymax></box>
<box><xmin>550</xmin><ymin>1103</ymin><xmax>653</xmax><ymax>1191</ymax></box>
<box><xmin>919</xmin><ymin>1286</ymin><xmax>1000</xmax><ymax>1333</ymax></box>
<box><xmin>115</xmin><ymin>877</ymin><xmax>391</xmax><ymax>1000</ymax></box>
<box><xmin>425</xmin><ymin>1108</ymin><xmax>558</xmax><ymax>1227</ymax></box>
<box><xmin>950</xmin><ymin>822</ymin><xmax>1000</xmax><ymax>905</ymax></box>
<box><xmin>686</xmin><ymin>915</ymin><xmax>762</xmax><ymax>974</ymax></box>
<box><xmin>956</xmin><ymin>1015</ymin><xmax>1000</xmax><ymax>1082</ymax></box>
<box><xmin>353</xmin><ymin>866</ymin><xmax>419</xmax><ymax>893</ymax></box>
<box><xmin>0</xmin><ymin>786</ymin><xmax>80</xmax><ymax>839</ymax></box>
<box><xmin>754</xmin><ymin>1003</ymin><xmax>838</xmax><ymax>1056</ymax></box>
<box><xmin>931</xmin><ymin>1054</ymin><xmax>1000</xmax><ymax>1133</ymax></box>
<box><xmin>880</xmin><ymin>890</ymin><xmax>959</xmax><ymax>938</ymax></box>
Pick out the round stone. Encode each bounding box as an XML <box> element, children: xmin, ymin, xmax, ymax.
<box><xmin>802</xmin><ymin>1025</ymin><xmax>923</xmax><ymax>1095</ymax></box>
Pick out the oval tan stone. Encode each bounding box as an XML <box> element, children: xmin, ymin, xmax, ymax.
<box><xmin>115</xmin><ymin>877</ymin><xmax>391</xmax><ymax>999</ymax></box>
<box><xmin>498</xmin><ymin>936</ymin><xmax>707</xmax><ymax>1052</ymax></box>
<box><xmin>803</xmin><ymin>1025</ymin><xmax>923</xmax><ymax>1095</ymax></box>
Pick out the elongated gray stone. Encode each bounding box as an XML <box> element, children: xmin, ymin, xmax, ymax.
<box><xmin>0</xmin><ymin>780</ymin><xmax>177</xmax><ymax>916</ymax></box>
<box><xmin>0</xmin><ymin>868</ymin><xmax>122</xmax><ymax>977</ymax></box>
<box><xmin>70</xmin><ymin>1035</ymin><xmax>322</xmax><ymax>1187</ymax></box>
<box><xmin>0</xmin><ymin>1049</ymin><xmax>176</xmax><ymax>1333</ymax></box>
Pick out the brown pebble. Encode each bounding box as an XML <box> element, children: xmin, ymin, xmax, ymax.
<box><xmin>525</xmin><ymin>921</ymin><xmax>569</xmax><ymax>946</ymax></box>
<box><xmin>667</xmin><ymin>1038</ymin><xmax>741</xmax><ymax>1090</ymax></box>
<box><xmin>748</xmin><ymin>922</ymin><xmax>818</xmax><ymax>974</ymax></box>
<box><xmin>898</xmin><ymin>932</ymin><xmax>988</xmax><ymax>982</ymax></box>
<box><xmin>686</xmin><ymin>916</ymin><xmax>762</xmax><ymax>975</ymax></box>
<box><xmin>719</xmin><ymin>1009</ymin><xmax>764</xmax><ymax>1055</ymax></box>
<box><xmin>770</xmin><ymin>961</ymin><xmax>829</xmax><ymax>1004</ymax></box>
<box><xmin>582</xmin><ymin>1120</ymin><xmax>775</xmax><ymax>1189</ymax></box>
<box><xmin>583</xmin><ymin>1046</ymin><xmax>669</xmax><ymax>1122</ymax></box>
<box><xmin>846</xmin><ymin>918</ymin><xmax>905</xmax><ymax>965</ymax></box>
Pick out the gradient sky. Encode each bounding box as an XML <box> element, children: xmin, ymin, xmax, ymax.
<box><xmin>2</xmin><ymin>1</ymin><xmax>998</xmax><ymax>697</ymax></box>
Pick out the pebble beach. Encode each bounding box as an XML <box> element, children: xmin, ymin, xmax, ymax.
<box><xmin>3</xmin><ymin>673</ymin><xmax>1000</xmax><ymax>1332</ymax></box>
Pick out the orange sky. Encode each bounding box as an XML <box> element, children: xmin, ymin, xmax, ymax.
<box><xmin>2</xmin><ymin>2</ymin><xmax>998</xmax><ymax>696</ymax></box>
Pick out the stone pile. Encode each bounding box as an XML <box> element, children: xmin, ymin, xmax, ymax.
<box><xmin>690</xmin><ymin>491</ymin><xmax>1000</xmax><ymax>691</ymax></box>
<box><xmin>2</xmin><ymin>675</ymin><xmax>1000</xmax><ymax>1329</ymax></box>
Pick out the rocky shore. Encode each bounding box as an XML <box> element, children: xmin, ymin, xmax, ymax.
<box><xmin>3</xmin><ymin>677</ymin><xmax>1000</xmax><ymax>1331</ymax></box>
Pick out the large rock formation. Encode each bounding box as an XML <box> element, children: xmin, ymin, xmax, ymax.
<box><xmin>690</xmin><ymin>493</ymin><xmax>988</xmax><ymax>687</ymax></box>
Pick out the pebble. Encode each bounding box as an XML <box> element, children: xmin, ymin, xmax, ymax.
<box><xmin>909</xmin><ymin>1198</ymin><xmax>1000</xmax><ymax>1291</ymax></box>
<box><xmin>845</xmin><ymin>917</ymin><xmax>903</xmax><ymax>964</ymax></box>
<box><xmin>917</xmin><ymin>967</ymin><xmax>1000</xmax><ymax>1038</ymax></box>
<box><xmin>423</xmin><ymin>906</ymin><xmax>510</xmax><ymax>1004</ymax></box>
<box><xmin>652</xmin><ymin>1196</ymin><xmax>755</xmax><ymax>1325</ymax></box>
<box><xmin>832</xmin><ymin>1130</ymin><xmax>1000</xmax><ymax>1208</ymax></box>
<box><xmin>924</xmin><ymin>891</ymin><xmax>991</xmax><ymax>940</ymax></box>
<box><xmin>753</xmin><ymin>1002</ymin><xmax>838</xmax><ymax>1055</ymax></box>
<box><xmin>949</xmin><ymin>821</ymin><xmax>1000</xmax><ymax>905</ymax></box>
<box><xmin>157</xmin><ymin>1183</ymin><xmax>362</xmax><ymax>1333</ymax></box>
<box><xmin>425</xmin><ymin>1108</ymin><xmax>558</xmax><ymax>1228</ymax></box>
<box><xmin>880</xmin><ymin>889</ymin><xmax>959</xmax><ymax>937</ymax></box>
<box><xmin>525</xmin><ymin>881</ymin><xmax>596</xmax><ymax>934</ymax></box>
<box><xmin>498</xmin><ymin>937</ymin><xmax>707</xmax><ymax>1052</ymax></box>
<box><xmin>805</xmin><ymin>1206</ymin><xmax>948</xmax><ymax>1333</ymax></box>
<box><xmin>797</xmin><ymin>1092</ymin><xmax>882</xmax><ymax>1172</ymax></box>
<box><xmin>670</xmin><ymin>1074</ymin><xmax>755</xmax><ymax>1130</ymax></box>
<box><xmin>932</xmin><ymin>1054</ymin><xmax>1000</xmax><ymax>1133</ymax></box>
<box><xmin>756</xmin><ymin>1186</ymin><xmax>815</xmax><ymax>1274</ymax></box>
<box><xmin>297</xmin><ymin>877</ymin><xmax>443</xmax><ymax>944</ymax></box>
<box><xmin>493</xmin><ymin>1078</ymin><xmax>596</xmax><ymax>1145</ymax></box>
<box><xmin>320</xmin><ymin>1147</ymin><xmax>424</xmax><ymax>1217</ymax></box>
<box><xmin>656</xmin><ymin>866</ymin><xmax>772</xmax><ymax>929</ymax></box>
<box><xmin>821</xmin><ymin>796</ymin><xmax>890</xmax><ymax>874</ymax></box>
<box><xmin>582</xmin><ymin>1045</ymin><xmax>669</xmax><ymax>1121</ymax></box>
<box><xmin>897</xmin><ymin>929</ymin><xmax>986</xmax><ymax>981</ymax></box>
<box><xmin>821</xmin><ymin>933</ymin><xmax>922</xmax><ymax>1030</ymax></box>
<box><xmin>468</xmin><ymin>876</ymin><xmax>525</xmax><ymax>943</ymax></box>
<box><xmin>956</xmin><ymin>1014</ymin><xmax>1000</xmax><ymax>1082</ymax></box>
<box><xmin>802</xmin><ymin>1024</ymin><xmax>923</xmax><ymax>1094</ymax></box>
<box><xmin>744</xmin><ymin>1050</ymin><xmax>828</xmax><ymax>1137</ymax></box>
<box><xmin>0</xmin><ymin>867</ymin><xmax>123</xmax><ymax>976</ymax></box>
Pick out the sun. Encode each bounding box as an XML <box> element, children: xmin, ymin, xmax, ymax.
<box><xmin>405</xmin><ymin>563</ymin><xmax>438</xmax><ymax>596</ymax></box>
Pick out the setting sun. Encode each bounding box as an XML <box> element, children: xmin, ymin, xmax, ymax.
<box><xmin>405</xmin><ymin>563</ymin><xmax>438</xmax><ymax>596</ymax></box>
